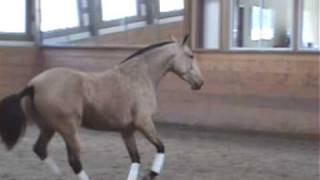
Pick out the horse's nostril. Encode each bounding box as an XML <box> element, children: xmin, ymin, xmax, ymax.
<box><xmin>197</xmin><ymin>81</ymin><xmax>204</xmax><ymax>89</ymax></box>
<box><xmin>199</xmin><ymin>81</ymin><xmax>204</xmax><ymax>87</ymax></box>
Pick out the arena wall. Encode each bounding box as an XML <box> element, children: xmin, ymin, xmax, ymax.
<box><xmin>0</xmin><ymin>47</ymin><xmax>318</xmax><ymax>137</ymax></box>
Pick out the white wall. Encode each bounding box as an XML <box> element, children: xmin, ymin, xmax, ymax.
<box><xmin>302</xmin><ymin>0</ymin><xmax>319</xmax><ymax>49</ymax></box>
<box><xmin>203</xmin><ymin>0</ymin><xmax>220</xmax><ymax>49</ymax></box>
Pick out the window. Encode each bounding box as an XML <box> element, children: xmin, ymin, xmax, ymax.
<box><xmin>101</xmin><ymin>0</ymin><xmax>138</xmax><ymax>21</ymax></box>
<box><xmin>250</xmin><ymin>6</ymin><xmax>274</xmax><ymax>41</ymax></box>
<box><xmin>231</xmin><ymin>0</ymin><xmax>293</xmax><ymax>49</ymax></box>
<box><xmin>41</xmin><ymin>0</ymin><xmax>80</xmax><ymax>32</ymax></box>
<box><xmin>301</xmin><ymin>0</ymin><xmax>319</xmax><ymax>50</ymax></box>
<box><xmin>0</xmin><ymin>0</ymin><xmax>26</xmax><ymax>33</ymax></box>
<box><xmin>159</xmin><ymin>0</ymin><xmax>184</xmax><ymax>12</ymax></box>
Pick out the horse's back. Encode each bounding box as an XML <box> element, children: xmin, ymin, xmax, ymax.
<box><xmin>30</xmin><ymin>67</ymin><xmax>84</xmax><ymax>86</ymax></box>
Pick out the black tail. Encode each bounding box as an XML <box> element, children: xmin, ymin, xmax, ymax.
<box><xmin>0</xmin><ymin>86</ymin><xmax>34</xmax><ymax>150</ymax></box>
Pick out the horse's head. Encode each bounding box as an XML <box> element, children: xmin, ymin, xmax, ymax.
<box><xmin>169</xmin><ymin>35</ymin><xmax>204</xmax><ymax>90</ymax></box>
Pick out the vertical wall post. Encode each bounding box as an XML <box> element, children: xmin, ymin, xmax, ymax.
<box><xmin>145</xmin><ymin>0</ymin><xmax>156</xmax><ymax>24</ymax></box>
<box><xmin>88</xmin><ymin>0</ymin><xmax>99</xmax><ymax>36</ymax></box>
<box><xmin>32</xmin><ymin>0</ymin><xmax>42</xmax><ymax>46</ymax></box>
<box><xmin>293</xmin><ymin>0</ymin><xmax>301</xmax><ymax>51</ymax></box>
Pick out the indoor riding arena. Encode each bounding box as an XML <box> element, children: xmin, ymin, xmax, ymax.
<box><xmin>0</xmin><ymin>0</ymin><xmax>319</xmax><ymax>180</ymax></box>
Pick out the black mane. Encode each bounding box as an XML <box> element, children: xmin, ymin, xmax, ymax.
<box><xmin>120</xmin><ymin>41</ymin><xmax>174</xmax><ymax>64</ymax></box>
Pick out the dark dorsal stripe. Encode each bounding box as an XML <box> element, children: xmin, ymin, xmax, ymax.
<box><xmin>120</xmin><ymin>41</ymin><xmax>174</xmax><ymax>64</ymax></box>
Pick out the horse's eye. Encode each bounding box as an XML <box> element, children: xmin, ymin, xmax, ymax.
<box><xmin>189</xmin><ymin>55</ymin><xmax>194</xmax><ymax>59</ymax></box>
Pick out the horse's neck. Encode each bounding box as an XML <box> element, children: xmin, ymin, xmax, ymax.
<box><xmin>120</xmin><ymin>46</ymin><xmax>174</xmax><ymax>88</ymax></box>
<box><xmin>146</xmin><ymin>48</ymin><xmax>174</xmax><ymax>87</ymax></box>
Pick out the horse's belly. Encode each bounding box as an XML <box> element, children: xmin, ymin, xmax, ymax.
<box><xmin>81</xmin><ymin>110</ymin><xmax>127</xmax><ymax>131</ymax></box>
<box><xmin>81</xmin><ymin>118</ymin><xmax>122</xmax><ymax>131</ymax></box>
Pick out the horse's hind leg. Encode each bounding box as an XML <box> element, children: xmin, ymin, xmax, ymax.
<box><xmin>58</xmin><ymin>122</ymin><xmax>90</xmax><ymax>180</ymax></box>
<box><xmin>136</xmin><ymin>119</ymin><xmax>165</xmax><ymax>180</ymax></box>
<box><xmin>22</xmin><ymin>97</ymin><xmax>62</xmax><ymax>175</ymax></box>
<box><xmin>33</xmin><ymin>128</ymin><xmax>61</xmax><ymax>175</ymax></box>
<box><xmin>122</xmin><ymin>130</ymin><xmax>141</xmax><ymax>180</ymax></box>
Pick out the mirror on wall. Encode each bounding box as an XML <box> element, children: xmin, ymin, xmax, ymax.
<box><xmin>231</xmin><ymin>0</ymin><xmax>293</xmax><ymax>49</ymax></box>
<box><xmin>40</xmin><ymin>0</ymin><xmax>186</xmax><ymax>47</ymax></box>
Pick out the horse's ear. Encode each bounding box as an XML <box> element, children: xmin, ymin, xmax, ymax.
<box><xmin>182</xmin><ymin>34</ymin><xmax>190</xmax><ymax>45</ymax></box>
<box><xmin>170</xmin><ymin>35</ymin><xmax>178</xmax><ymax>42</ymax></box>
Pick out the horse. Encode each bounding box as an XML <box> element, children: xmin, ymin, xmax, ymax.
<box><xmin>0</xmin><ymin>35</ymin><xmax>203</xmax><ymax>180</ymax></box>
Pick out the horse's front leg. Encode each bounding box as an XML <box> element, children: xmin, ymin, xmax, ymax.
<box><xmin>58</xmin><ymin>118</ymin><xmax>90</xmax><ymax>180</ymax></box>
<box><xmin>137</xmin><ymin>120</ymin><xmax>165</xmax><ymax>180</ymax></box>
<box><xmin>122</xmin><ymin>130</ymin><xmax>141</xmax><ymax>180</ymax></box>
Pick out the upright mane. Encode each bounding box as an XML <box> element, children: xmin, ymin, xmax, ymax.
<box><xmin>120</xmin><ymin>41</ymin><xmax>174</xmax><ymax>64</ymax></box>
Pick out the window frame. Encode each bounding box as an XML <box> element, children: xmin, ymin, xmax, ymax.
<box><xmin>0</xmin><ymin>0</ymin><xmax>33</xmax><ymax>41</ymax></box>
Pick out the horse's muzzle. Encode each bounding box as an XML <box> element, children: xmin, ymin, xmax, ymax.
<box><xmin>191</xmin><ymin>81</ymin><xmax>204</xmax><ymax>90</ymax></box>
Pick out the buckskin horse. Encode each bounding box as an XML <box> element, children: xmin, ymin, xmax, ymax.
<box><xmin>0</xmin><ymin>35</ymin><xmax>203</xmax><ymax>180</ymax></box>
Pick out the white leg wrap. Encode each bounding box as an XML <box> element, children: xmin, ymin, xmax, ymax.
<box><xmin>127</xmin><ymin>163</ymin><xmax>140</xmax><ymax>180</ymax></box>
<box><xmin>77</xmin><ymin>170</ymin><xmax>90</xmax><ymax>180</ymax></box>
<box><xmin>151</xmin><ymin>153</ymin><xmax>165</xmax><ymax>174</ymax></box>
<box><xmin>43</xmin><ymin>157</ymin><xmax>61</xmax><ymax>176</ymax></box>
